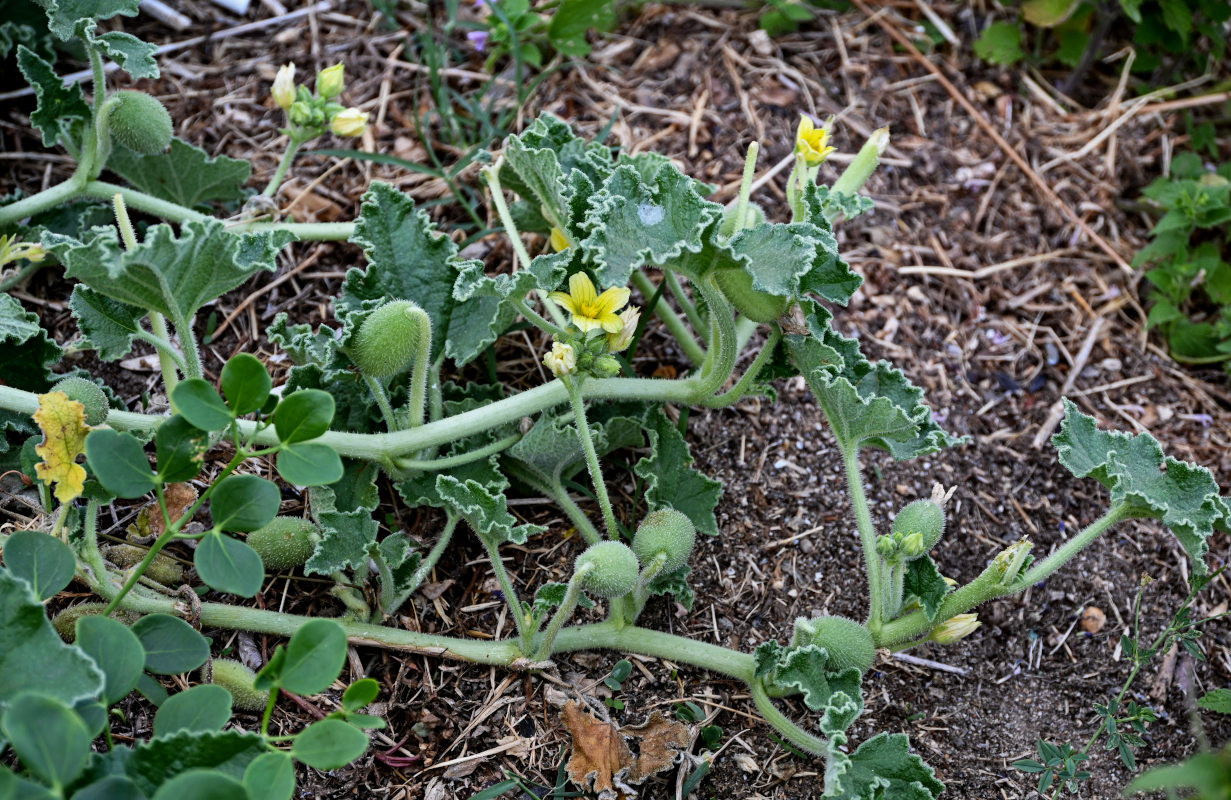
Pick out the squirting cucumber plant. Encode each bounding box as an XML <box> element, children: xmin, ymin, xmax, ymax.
<box><xmin>1</xmin><ymin>0</ymin><xmax>1229</xmax><ymax>796</ymax></box>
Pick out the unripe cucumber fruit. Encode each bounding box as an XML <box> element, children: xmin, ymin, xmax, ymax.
<box><xmin>51</xmin><ymin>377</ymin><xmax>109</xmax><ymax>425</ymax></box>
<box><xmin>714</xmin><ymin>269</ymin><xmax>789</xmax><ymax>323</ymax></box>
<box><xmin>208</xmin><ymin>659</ymin><xmax>269</xmax><ymax>711</ymax></box>
<box><xmin>574</xmin><ymin>541</ymin><xmax>639</xmax><ymax>599</ymax></box>
<box><xmin>52</xmin><ymin>603</ymin><xmax>141</xmax><ymax>642</ymax></box>
<box><xmin>631</xmin><ymin>509</ymin><xmax>696</xmax><ymax>574</ymax></box>
<box><xmin>103</xmin><ymin>544</ymin><xmax>185</xmax><ymax>586</ymax></box>
<box><xmin>792</xmin><ymin>614</ymin><xmax>876</xmax><ymax>673</ymax></box>
<box><xmin>351</xmin><ymin>300</ymin><xmax>427</xmax><ymax>378</ymax></box>
<box><xmin>246</xmin><ymin>516</ymin><xmax>319</xmax><ymax>570</ymax></box>
<box><xmin>891</xmin><ymin>499</ymin><xmax>945</xmax><ymax>555</ymax></box>
<box><xmin>107</xmin><ymin>90</ymin><xmax>173</xmax><ymax>155</ymax></box>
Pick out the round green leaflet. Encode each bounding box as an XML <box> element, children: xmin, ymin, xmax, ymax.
<box><xmin>155</xmin><ymin>415</ymin><xmax>209</xmax><ymax>484</ymax></box>
<box><xmin>209</xmin><ymin>474</ymin><xmax>280</xmax><ymax>533</ymax></box>
<box><xmin>1</xmin><ymin>693</ymin><xmax>91</xmax><ymax>790</ymax></box>
<box><xmin>291</xmin><ymin>718</ymin><xmax>369</xmax><ymax>770</ymax></box>
<box><xmin>75</xmin><ymin>615</ymin><xmax>146</xmax><ymax>706</ymax></box>
<box><xmin>153</xmin><ymin>684</ymin><xmax>233</xmax><ymax>738</ymax></box>
<box><xmin>276</xmin><ymin>441</ymin><xmax>344</xmax><ymax>486</ymax></box>
<box><xmin>150</xmin><ymin>770</ymin><xmax>246</xmax><ymax>800</ymax></box>
<box><xmin>84</xmin><ymin>429</ymin><xmax>157</xmax><ymax>498</ymax></box>
<box><xmin>131</xmin><ymin>614</ymin><xmax>210</xmax><ymax>675</ymax></box>
<box><xmin>242</xmin><ymin>752</ymin><xmax>295</xmax><ymax>800</ymax></box>
<box><xmin>171</xmin><ymin>379</ymin><xmax>234</xmax><ymax>432</ymax></box>
<box><xmin>219</xmin><ymin>353</ymin><xmax>271</xmax><ymax>416</ymax></box>
<box><xmin>3</xmin><ymin>530</ymin><xmax>76</xmax><ymax>601</ymax></box>
<box><xmin>194</xmin><ymin>532</ymin><xmax>266</xmax><ymax>597</ymax></box>
<box><xmin>272</xmin><ymin>389</ymin><xmax>334</xmax><ymax>444</ymax></box>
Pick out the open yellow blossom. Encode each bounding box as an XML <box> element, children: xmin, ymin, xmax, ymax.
<box><xmin>549</xmin><ymin>273</ymin><xmax>631</xmax><ymax>334</ymax></box>
<box><xmin>606</xmin><ymin>306</ymin><xmax>640</xmax><ymax>352</ymax></box>
<box><xmin>795</xmin><ymin>115</ymin><xmax>835</xmax><ymax>167</ymax></box>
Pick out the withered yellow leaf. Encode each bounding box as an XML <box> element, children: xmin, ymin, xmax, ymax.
<box><xmin>33</xmin><ymin>390</ymin><xmax>91</xmax><ymax>503</ymax></box>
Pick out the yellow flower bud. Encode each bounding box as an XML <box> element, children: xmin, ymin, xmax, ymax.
<box><xmin>329</xmin><ymin>107</ymin><xmax>368</xmax><ymax>138</ymax></box>
<box><xmin>543</xmin><ymin>341</ymin><xmax>577</xmax><ymax>378</ymax></box>
<box><xmin>316</xmin><ymin>63</ymin><xmax>345</xmax><ymax>100</ymax></box>
<box><xmin>606</xmin><ymin>306</ymin><xmax>640</xmax><ymax>352</ymax></box>
<box><xmin>929</xmin><ymin>613</ymin><xmax>980</xmax><ymax>645</ymax></box>
<box><xmin>272</xmin><ymin>63</ymin><xmax>296</xmax><ymax>111</ymax></box>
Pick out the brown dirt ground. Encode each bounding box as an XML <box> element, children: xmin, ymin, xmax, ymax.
<box><xmin>3</xmin><ymin>1</ymin><xmax>1231</xmax><ymax>798</ymax></box>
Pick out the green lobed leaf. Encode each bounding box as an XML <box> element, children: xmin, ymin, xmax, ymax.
<box><xmin>120</xmin><ymin>730</ymin><xmax>266</xmax><ymax>795</ymax></box>
<box><xmin>69</xmin><ymin>774</ymin><xmax>146</xmax><ymax>799</ymax></box>
<box><xmin>75</xmin><ymin>615</ymin><xmax>145</xmax><ymax>706</ymax></box>
<box><xmin>155</xmin><ymin>415</ymin><xmax>209</xmax><ymax>484</ymax></box>
<box><xmin>153</xmin><ymin>684</ymin><xmax>233</xmax><ymax>738</ymax></box>
<box><xmin>105</xmin><ymin>138</ymin><xmax>251</xmax><ymax>209</ymax></box>
<box><xmin>341</xmin><ymin>182</ymin><xmax>476</xmax><ymax>363</ymax></box>
<box><xmin>1125</xmin><ymin>750</ymin><xmax>1231</xmax><ymax>796</ymax></box>
<box><xmin>902</xmin><ymin>556</ymin><xmax>951</xmax><ymax>622</ymax></box>
<box><xmin>0</xmin><ymin>292</ymin><xmax>63</xmax><ymax>393</ymax></box>
<box><xmin>1</xmin><ymin>692</ymin><xmax>91</xmax><ymax>789</ymax></box>
<box><xmin>547</xmin><ymin>0</ymin><xmax>616</xmax><ymax>55</ymax></box>
<box><xmin>303</xmin><ymin>508</ymin><xmax>378</xmax><ymax>576</ymax></box>
<box><xmin>500</xmin><ymin>112</ymin><xmax>614</xmax><ymax>232</ymax></box>
<box><xmin>634</xmin><ymin>406</ymin><xmax>722</xmax><ymax>537</ymax></box>
<box><xmin>291</xmin><ymin>718</ymin><xmax>368</xmax><ymax>770</ymax></box>
<box><xmin>435</xmin><ymin>475</ymin><xmax>546</xmax><ymax>546</ymax></box>
<box><xmin>194</xmin><ymin>532</ymin><xmax>265</xmax><ymax>597</ymax></box>
<box><xmin>973</xmin><ymin>21</ymin><xmax>1024</xmax><ymax>65</ymax></box>
<box><xmin>774</xmin><ymin>647</ymin><xmax>864</xmax><ymax>722</ymax></box>
<box><xmin>242</xmin><ymin>752</ymin><xmax>295</xmax><ymax>800</ymax></box>
<box><xmin>69</xmin><ymin>286</ymin><xmax>145</xmax><ymax>362</ymax></box>
<box><xmin>84</xmin><ymin>429</ymin><xmax>156</xmax><ymax>498</ymax></box>
<box><xmin>1052</xmin><ymin>398</ymin><xmax>1231</xmax><ymax>574</ymax></box>
<box><xmin>786</xmin><ymin>324</ymin><xmax>964</xmax><ymax>459</ymax></box>
<box><xmin>823</xmin><ymin>732</ymin><xmax>943</xmax><ymax>800</ymax></box>
<box><xmin>43</xmin><ymin>220</ymin><xmax>285</xmax><ymax>324</ymax></box>
<box><xmin>3</xmin><ymin>530</ymin><xmax>76</xmax><ymax>601</ymax></box>
<box><xmin>131</xmin><ymin>614</ymin><xmax>209</xmax><ymax>675</ymax></box>
<box><xmin>41</xmin><ymin>0</ymin><xmax>141</xmax><ymax>40</ymax></box>
<box><xmin>1198</xmin><ymin>688</ymin><xmax>1231</xmax><ymax>715</ymax></box>
<box><xmin>93</xmin><ymin>29</ymin><xmax>158</xmax><ymax>79</ymax></box>
<box><xmin>645</xmin><ymin>564</ymin><xmax>696</xmax><ymax>611</ymax></box>
<box><xmin>14</xmin><ymin>45</ymin><xmax>89</xmax><ymax>147</ymax></box>
<box><xmin>582</xmin><ymin>161</ymin><xmax>723</xmax><ymax>288</ymax></box>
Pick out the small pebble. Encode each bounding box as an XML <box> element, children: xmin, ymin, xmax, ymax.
<box><xmin>1080</xmin><ymin>606</ymin><xmax>1106</xmax><ymax>634</ymax></box>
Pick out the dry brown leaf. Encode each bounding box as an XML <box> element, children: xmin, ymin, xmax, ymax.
<box><xmin>561</xmin><ymin>700</ymin><xmax>692</xmax><ymax>799</ymax></box>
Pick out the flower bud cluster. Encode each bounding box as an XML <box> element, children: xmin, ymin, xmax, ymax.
<box><xmin>542</xmin><ymin>273</ymin><xmax>640</xmax><ymax>381</ymax></box>
<box><xmin>271</xmin><ymin>62</ymin><xmax>369</xmax><ymax>142</ymax></box>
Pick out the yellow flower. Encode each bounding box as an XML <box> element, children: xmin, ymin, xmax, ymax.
<box><xmin>317</xmin><ymin>63</ymin><xmax>345</xmax><ymax>100</ymax></box>
<box><xmin>549</xmin><ymin>273</ymin><xmax>631</xmax><ymax>334</ymax></box>
<box><xmin>606</xmin><ymin>306</ymin><xmax>640</xmax><ymax>352</ymax></box>
<box><xmin>272</xmin><ymin>63</ymin><xmax>296</xmax><ymax>111</ymax></box>
<box><xmin>929</xmin><ymin>613</ymin><xmax>980</xmax><ymax>645</ymax></box>
<box><xmin>795</xmin><ymin>115</ymin><xmax>835</xmax><ymax>167</ymax></box>
<box><xmin>549</xmin><ymin>227</ymin><xmax>570</xmax><ymax>252</ymax></box>
<box><xmin>330</xmin><ymin>108</ymin><xmax>368</xmax><ymax>137</ymax></box>
<box><xmin>543</xmin><ymin>341</ymin><xmax>577</xmax><ymax>377</ymax></box>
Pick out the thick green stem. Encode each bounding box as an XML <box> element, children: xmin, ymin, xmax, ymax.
<box><xmin>262</xmin><ymin>139</ymin><xmax>303</xmax><ymax>198</ymax></box>
<box><xmin>565</xmin><ymin>376</ymin><xmax>618</xmax><ymax>539</ymax></box>
<box><xmin>0</xmin><ymin>373</ymin><xmax>709</xmax><ymax>461</ymax></box>
<box><xmin>703</xmin><ymin>326</ymin><xmax>781</xmax><ymax>408</ymax></box>
<box><xmin>749</xmin><ymin>677</ymin><xmax>829</xmax><ymax>755</ymax></box>
<box><xmin>830</xmin><ymin>127</ymin><xmax>890</xmax><ymax>210</ymax></box>
<box><xmin>664</xmin><ymin>270</ymin><xmax>706</xmax><ymax>344</ymax></box>
<box><xmin>692</xmin><ymin>276</ymin><xmax>741</xmax><ymax>398</ymax></box>
<box><xmin>393</xmin><ymin>432</ymin><xmax>521</xmax><ymax>472</ymax></box>
<box><xmin>534</xmin><ymin>566</ymin><xmax>590</xmax><ymax>660</ymax></box>
<box><xmin>0</xmin><ymin>176</ymin><xmax>86</xmax><ymax>228</ymax></box>
<box><xmin>627</xmin><ymin>552</ymin><xmax>667</xmax><ymax>624</ymax></box>
<box><xmin>405</xmin><ymin>309</ymin><xmax>434</xmax><ymax>428</ymax></box>
<box><xmin>843</xmin><ymin>446</ymin><xmax>884</xmax><ymax>633</ymax></box>
<box><xmin>877</xmin><ymin>504</ymin><xmax>1132</xmax><ymax>647</ymax></box>
<box><xmin>511</xmin><ymin>296</ymin><xmax>565</xmax><ymax>336</ymax></box>
<box><xmin>730</xmin><ymin>141</ymin><xmax>760</xmax><ymax>233</ymax></box>
<box><xmin>477</xmin><ymin>532</ymin><xmax>531</xmax><ymax>651</ymax></box>
<box><xmin>630</xmin><ymin>271</ymin><xmax>705</xmax><ymax>366</ymax></box>
<box><xmin>501</xmin><ymin>460</ymin><xmax>603</xmax><ymax>546</ymax></box>
<box><xmin>168</xmin><ymin>311</ymin><xmax>203</xmax><ymax>380</ymax></box>
<box><xmin>84</xmin><ymin>44</ymin><xmax>109</xmax><ymax>180</ymax></box>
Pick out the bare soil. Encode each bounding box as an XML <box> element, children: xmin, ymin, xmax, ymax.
<box><xmin>3</xmin><ymin>1</ymin><xmax>1230</xmax><ymax>798</ymax></box>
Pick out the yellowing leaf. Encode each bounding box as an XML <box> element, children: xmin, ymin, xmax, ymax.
<box><xmin>33</xmin><ymin>391</ymin><xmax>91</xmax><ymax>503</ymax></box>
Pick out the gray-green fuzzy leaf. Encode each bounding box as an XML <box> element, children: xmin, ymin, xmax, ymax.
<box><xmin>70</xmin><ymin>285</ymin><xmax>144</xmax><ymax>361</ymax></box>
<box><xmin>106</xmin><ymin>138</ymin><xmax>251</xmax><ymax>209</ymax></box>
<box><xmin>435</xmin><ymin>475</ymin><xmax>544</xmax><ymax>546</ymax></box>
<box><xmin>304</xmin><ymin>509</ymin><xmax>379</xmax><ymax>576</ymax></box>
<box><xmin>15</xmin><ymin>46</ymin><xmax>89</xmax><ymax>146</ymax></box>
<box><xmin>823</xmin><ymin>732</ymin><xmax>943</xmax><ymax>800</ymax></box>
<box><xmin>634</xmin><ymin>406</ymin><xmax>722</xmax><ymax>537</ymax></box>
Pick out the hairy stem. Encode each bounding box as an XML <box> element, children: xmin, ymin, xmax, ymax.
<box><xmin>533</xmin><ymin>565</ymin><xmax>590</xmax><ymax>660</ymax></box>
<box><xmin>262</xmin><ymin>139</ymin><xmax>303</xmax><ymax>198</ymax></box>
<box><xmin>703</xmin><ymin>326</ymin><xmax>781</xmax><ymax>408</ymax></box>
<box><xmin>393</xmin><ymin>432</ymin><xmax>521</xmax><ymax>472</ymax></box>
<box><xmin>405</xmin><ymin>307</ymin><xmax>434</xmax><ymax>428</ymax></box>
<box><xmin>477</xmin><ymin>532</ymin><xmax>531</xmax><ymax>651</ymax></box>
<box><xmin>749</xmin><ymin>677</ymin><xmax>829</xmax><ymax>755</ymax></box>
<box><xmin>664</xmin><ymin>270</ymin><xmax>706</xmax><ymax>344</ymax></box>
<box><xmin>843</xmin><ymin>445</ymin><xmax>884</xmax><ymax>633</ymax></box>
<box><xmin>364</xmin><ymin>375</ymin><xmax>400</xmax><ymax>433</ymax></box>
<box><xmin>565</xmin><ymin>376</ymin><xmax>618</xmax><ymax>539</ymax></box>
<box><xmin>630</xmin><ymin>270</ymin><xmax>705</xmax><ymax>366</ymax></box>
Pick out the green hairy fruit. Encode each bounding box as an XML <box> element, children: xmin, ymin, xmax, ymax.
<box><xmin>631</xmin><ymin>508</ymin><xmax>696</xmax><ymax>574</ymax></box>
<box><xmin>719</xmin><ymin>199</ymin><xmax>767</xmax><ymax>237</ymax></box>
<box><xmin>574</xmin><ymin>541</ymin><xmax>639</xmax><ymax>599</ymax></box>
<box><xmin>51</xmin><ymin>377</ymin><xmax>109</xmax><ymax>425</ymax></box>
<box><xmin>714</xmin><ymin>268</ymin><xmax>789</xmax><ymax>323</ymax></box>
<box><xmin>892</xmin><ymin>499</ymin><xmax>945</xmax><ymax>555</ymax></box>
<box><xmin>103</xmin><ymin>544</ymin><xmax>185</xmax><ymax>586</ymax></box>
<box><xmin>247</xmin><ymin>516</ymin><xmax>319</xmax><ymax>570</ymax></box>
<box><xmin>208</xmin><ymin>659</ymin><xmax>269</xmax><ymax>711</ymax></box>
<box><xmin>791</xmin><ymin>615</ymin><xmax>876</xmax><ymax>673</ymax></box>
<box><xmin>52</xmin><ymin>603</ymin><xmax>141</xmax><ymax>642</ymax></box>
<box><xmin>351</xmin><ymin>300</ymin><xmax>428</xmax><ymax>378</ymax></box>
<box><xmin>107</xmin><ymin>90</ymin><xmax>173</xmax><ymax>155</ymax></box>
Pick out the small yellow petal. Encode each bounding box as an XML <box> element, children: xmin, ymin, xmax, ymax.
<box><xmin>548</xmin><ymin>291</ymin><xmax>577</xmax><ymax>314</ymax></box>
<box><xmin>568</xmin><ymin>272</ymin><xmax>598</xmax><ymax>307</ymax></box>
<box><xmin>595</xmin><ymin>286</ymin><xmax>631</xmax><ymax>316</ymax></box>
<box><xmin>573</xmin><ymin>316</ymin><xmax>604</xmax><ymax>333</ymax></box>
<box><xmin>598</xmin><ymin>313</ymin><xmax>624</xmax><ymax>334</ymax></box>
